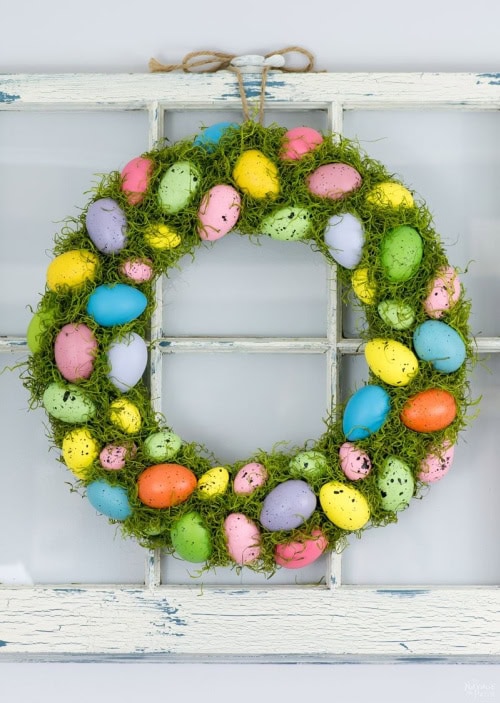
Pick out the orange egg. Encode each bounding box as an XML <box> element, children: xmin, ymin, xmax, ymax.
<box><xmin>401</xmin><ymin>389</ymin><xmax>457</xmax><ymax>432</ymax></box>
<box><xmin>137</xmin><ymin>463</ymin><xmax>197</xmax><ymax>508</ymax></box>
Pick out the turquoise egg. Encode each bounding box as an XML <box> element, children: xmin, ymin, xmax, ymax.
<box><xmin>377</xmin><ymin>456</ymin><xmax>414</xmax><ymax>511</ymax></box>
<box><xmin>87</xmin><ymin>480</ymin><xmax>131</xmax><ymax>521</ymax></box>
<box><xmin>413</xmin><ymin>320</ymin><xmax>466</xmax><ymax>373</ymax></box>
<box><xmin>43</xmin><ymin>382</ymin><xmax>96</xmax><ymax>423</ymax></box>
<box><xmin>342</xmin><ymin>385</ymin><xmax>391</xmax><ymax>441</ymax></box>
<box><xmin>157</xmin><ymin>161</ymin><xmax>200</xmax><ymax>214</ymax></box>
<box><xmin>193</xmin><ymin>122</ymin><xmax>239</xmax><ymax>152</ymax></box>
<box><xmin>261</xmin><ymin>206</ymin><xmax>313</xmax><ymax>241</ymax></box>
<box><xmin>87</xmin><ymin>284</ymin><xmax>147</xmax><ymax>327</ymax></box>
<box><xmin>380</xmin><ymin>226</ymin><xmax>423</xmax><ymax>282</ymax></box>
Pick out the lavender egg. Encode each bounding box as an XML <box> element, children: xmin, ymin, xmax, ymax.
<box><xmin>107</xmin><ymin>332</ymin><xmax>148</xmax><ymax>392</ymax></box>
<box><xmin>86</xmin><ymin>198</ymin><xmax>128</xmax><ymax>254</ymax></box>
<box><xmin>260</xmin><ymin>480</ymin><xmax>317</xmax><ymax>531</ymax></box>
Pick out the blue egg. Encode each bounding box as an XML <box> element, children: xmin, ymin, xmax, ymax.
<box><xmin>343</xmin><ymin>385</ymin><xmax>391</xmax><ymax>441</ymax></box>
<box><xmin>86</xmin><ymin>198</ymin><xmax>127</xmax><ymax>254</ymax></box>
<box><xmin>193</xmin><ymin>121</ymin><xmax>239</xmax><ymax>152</ymax></box>
<box><xmin>87</xmin><ymin>480</ymin><xmax>131</xmax><ymax>521</ymax></box>
<box><xmin>413</xmin><ymin>320</ymin><xmax>466</xmax><ymax>373</ymax></box>
<box><xmin>87</xmin><ymin>284</ymin><xmax>147</xmax><ymax>327</ymax></box>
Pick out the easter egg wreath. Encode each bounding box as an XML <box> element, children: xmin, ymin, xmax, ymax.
<box><xmin>24</xmin><ymin>121</ymin><xmax>473</xmax><ymax>573</ymax></box>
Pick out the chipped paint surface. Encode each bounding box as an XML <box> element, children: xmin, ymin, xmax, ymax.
<box><xmin>0</xmin><ymin>91</ymin><xmax>20</xmax><ymax>104</ymax></box>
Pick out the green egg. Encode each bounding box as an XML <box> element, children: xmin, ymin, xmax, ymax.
<box><xmin>171</xmin><ymin>512</ymin><xmax>212</xmax><ymax>563</ymax></box>
<box><xmin>27</xmin><ymin>309</ymin><xmax>55</xmax><ymax>353</ymax></box>
<box><xmin>42</xmin><ymin>382</ymin><xmax>96</xmax><ymax>423</ymax></box>
<box><xmin>289</xmin><ymin>451</ymin><xmax>328</xmax><ymax>479</ymax></box>
<box><xmin>144</xmin><ymin>430</ymin><xmax>182</xmax><ymax>462</ymax></box>
<box><xmin>377</xmin><ymin>456</ymin><xmax>415</xmax><ymax>512</ymax></box>
<box><xmin>378</xmin><ymin>300</ymin><xmax>416</xmax><ymax>330</ymax></box>
<box><xmin>380</xmin><ymin>226</ymin><xmax>423</xmax><ymax>282</ymax></box>
<box><xmin>157</xmin><ymin>161</ymin><xmax>200</xmax><ymax>214</ymax></box>
<box><xmin>261</xmin><ymin>206</ymin><xmax>313</xmax><ymax>241</ymax></box>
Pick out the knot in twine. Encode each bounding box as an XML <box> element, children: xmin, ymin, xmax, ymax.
<box><xmin>148</xmin><ymin>47</ymin><xmax>315</xmax><ymax>124</ymax></box>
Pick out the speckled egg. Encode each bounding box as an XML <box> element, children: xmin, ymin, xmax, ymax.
<box><xmin>158</xmin><ymin>161</ymin><xmax>200</xmax><ymax>213</ymax></box>
<box><xmin>86</xmin><ymin>198</ymin><xmax>128</xmax><ymax>254</ymax></box>
<box><xmin>43</xmin><ymin>382</ymin><xmax>96</xmax><ymax>423</ymax></box>
<box><xmin>197</xmin><ymin>185</ymin><xmax>241</xmax><ymax>241</ymax></box>
<box><xmin>261</xmin><ymin>206</ymin><xmax>313</xmax><ymax>241</ymax></box>
<box><xmin>193</xmin><ymin>121</ymin><xmax>239</xmax><ymax>152</ymax></box>
<box><xmin>339</xmin><ymin>442</ymin><xmax>372</xmax><ymax>480</ymax></box>
<box><xmin>366</xmin><ymin>182</ymin><xmax>414</xmax><ymax>208</ymax></box>
<box><xmin>418</xmin><ymin>441</ymin><xmax>455</xmax><ymax>483</ymax></box>
<box><xmin>377</xmin><ymin>456</ymin><xmax>415</xmax><ymax>512</ymax></box>
<box><xmin>281</xmin><ymin>127</ymin><xmax>323</xmax><ymax>160</ymax></box>
<box><xmin>46</xmin><ymin>250</ymin><xmax>99</xmax><ymax>293</ymax></box>
<box><xmin>275</xmin><ymin>529</ymin><xmax>328</xmax><ymax>569</ymax></box>
<box><xmin>144</xmin><ymin>430</ymin><xmax>182</xmax><ymax>462</ymax></box>
<box><xmin>145</xmin><ymin>223</ymin><xmax>181</xmax><ymax>249</ymax></box>
<box><xmin>197</xmin><ymin>466</ymin><xmax>229</xmax><ymax>499</ymax></box>
<box><xmin>319</xmin><ymin>481</ymin><xmax>370</xmax><ymax>531</ymax></box>
<box><xmin>307</xmin><ymin>163</ymin><xmax>362</xmax><ymax>200</ymax></box>
<box><xmin>87</xmin><ymin>284</ymin><xmax>147</xmax><ymax>327</ymax></box>
<box><xmin>232</xmin><ymin>150</ymin><xmax>280</xmax><ymax>199</ymax></box>
<box><xmin>99</xmin><ymin>443</ymin><xmax>136</xmax><ymax>470</ymax></box>
<box><xmin>107</xmin><ymin>332</ymin><xmax>148</xmax><ymax>392</ymax></box>
<box><xmin>233</xmin><ymin>462</ymin><xmax>268</xmax><ymax>495</ymax></box>
<box><xmin>87</xmin><ymin>480</ymin><xmax>131</xmax><ymax>521</ymax></box>
<box><xmin>260</xmin><ymin>480</ymin><xmax>317</xmax><ymax>531</ymax></box>
<box><xmin>27</xmin><ymin>309</ymin><xmax>55</xmax><ymax>354</ymax></box>
<box><xmin>121</xmin><ymin>156</ymin><xmax>153</xmax><ymax>205</ymax></box>
<box><xmin>224</xmin><ymin>513</ymin><xmax>262</xmax><ymax>565</ymax></box>
<box><xmin>413</xmin><ymin>320</ymin><xmax>466</xmax><ymax>373</ymax></box>
<box><xmin>342</xmin><ymin>385</ymin><xmax>391</xmax><ymax>441</ymax></box>
<box><xmin>401</xmin><ymin>389</ymin><xmax>457</xmax><ymax>432</ymax></box>
<box><xmin>54</xmin><ymin>323</ymin><xmax>97</xmax><ymax>382</ymax></box>
<box><xmin>352</xmin><ymin>267</ymin><xmax>376</xmax><ymax>304</ymax></box>
<box><xmin>365</xmin><ymin>338</ymin><xmax>419</xmax><ymax>386</ymax></box>
<box><xmin>137</xmin><ymin>463</ymin><xmax>197</xmax><ymax>508</ymax></box>
<box><xmin>109</xmin><ymin>398</ymin><xmax>142</xmax><ymax>434</ymax></box>
<box><xmin>324</xmin><ymin>213</ymin><xmax>365</xmax><ymax>269</ymax></box>
<box><xmin>423</xmin><ymin>266</ymin><xmax>461</xmax><ymax>318</ymax></box>
<box><xmin>120</xmin><ymin>258</ymin><xmax>154</xmax><ymax>283</ymax></box>
<box><xmin>289</xmin><ymin>451</ymin><xmax>328</xmax><ymax>479</ymax></box>
<box><xmin>381</xmin><ymin>226</ymin><xmax>423</xmax><ymax>282</ymax></box>
<box><xmin>171</xmin><ymin>512</ymin><xmax>212</xmax><ymax>563</ymax></box>
<box><xmin>62</xmin><ymin>427</ymin><xmax>99</xmax><ymax>478</ymax></box>
<box><xmin>378</xmin><ymin>300</ymin><xmax>415</xmax><ymax>331</ymax></box>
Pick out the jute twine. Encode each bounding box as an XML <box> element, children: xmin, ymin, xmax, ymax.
<box><xmin>148</xmin><ymin>47</ymin><xmax>316</xmax><ymax>124</ymax></box>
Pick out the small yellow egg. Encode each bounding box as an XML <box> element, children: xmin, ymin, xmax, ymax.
<box><xmin>62</xmin><ymin>428</ymin><xmax>99</xmax><ymax>479</ymax></box>
<box><xmin>197</xmin><ymin>466</ymin><xmax>230</xmax><ymax>499</ymax></box>
<box><xmin>47</xmin><ymin>250</ymin><xmax>99</xmax><ymax>292</ymax></box>
<box><xmin>365</xmin><ymin>338</ymin><xmax>419</xmax><ymax>387</ymax></box>
<box><xmin>233</xmin><ymin>150</ymin><xmax>280</xmax><ymax>199</ymax></box>
<box><xmin>145</xmin><ymin>223</ymin><xmax>181</xmax><ymax>249</ymax></box>
<box><xmin>352</xmin><ymin>267</ymin><xmax>376</xmax><ymax>304</ymax></box>
<box><xmin>366</xmin><ymin>182</ymin><xmax>414</xmax><ymax>208</ymax></box>
<box><xmin>109</xmin><ymin>398</ymin><xmax>142</xmax><ymax>434</ymax></box>
<box><xmin>319</xmin><ymin>481</ymin><xmax>370</xmax><ymax>531</ymax></box>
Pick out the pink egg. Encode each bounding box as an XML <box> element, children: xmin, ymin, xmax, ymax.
<box><xmin>121</xmin><ymin>258</ymin><xmax>154</xmax><ymax>283</ymax></box>
<box><xmin>224</xmin><ymin>513</ymin><xmax>261</xmax><ymax>565</ymax></box>
<box><xmin>121</xmin><ymin>156</ymin><xmax>154</xmax><ymax>205</ymax></box>
<box><xmin>99</xmin><ymin>443</ymin><xmax>137</xmax><ymax>470</ymax></box>
<box><xmin>275</xmin><ymin>529</ymin><xmax>328</xmax><ymax>569</ymax></box>
<box><xmin>233</xmin><ymin>462</ymin><xmax>268</xmax><ymax>495</ymax></box>
<box><xmin>281</xmin><ymin>127</ymin><xmax>324</xmax><ymax>160</ymax></box>
<box><xmin>418</xmin><ymin>441</ymin><xmax>455</xmax><ymax>483</ymax></box>
<box><xmin>197</xmin><ymin>185</ymin><xmax>241</xmax><ymax>241</ymax></box>
<box><xmin>54</xmin><ymin>323</ymin><xmax>98</xmax><ymax>382</ymax></box>
<box><xmin>307</xmin><ymin>163</ymin><xmax>362</xmax><ymax>200</ymax></box>
<box><xmin>339</xmin><ymin>442</ymin><xmax>372</xmax><ymax>480</ymax></box>
<box><xmin>423</xmin><ymin>266</ymin><xmax>461</xmax><ymax>319</ymax></box>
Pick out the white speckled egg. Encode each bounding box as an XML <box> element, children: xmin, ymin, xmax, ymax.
<box><xmin>324</xmin><ymin>213</ymin><xmax>365</xmax><ymax>269</ymax></box>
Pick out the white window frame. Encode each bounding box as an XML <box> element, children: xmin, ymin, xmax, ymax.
<box><xmin>1</xmin><ymin>71</ymin><xmax>499</xmax><ymax>663</ymax></box>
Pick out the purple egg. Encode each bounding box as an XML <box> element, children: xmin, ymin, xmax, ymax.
<box><xmin>86</xmin><ymin>198</ymin><xmax>128</xmax><ymax>254</ymax></box>
<box><xmin>260</xmin><ymin>480</ymin><xmax>317</xmax><ymax>532</ymax></box>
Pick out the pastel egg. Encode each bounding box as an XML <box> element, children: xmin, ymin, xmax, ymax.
<box><xmin>260</xmin><ymin>480</ymin><xmax>317</xmax><ymax>531</ymax></box>
<box><xmin>233</xmin><ymin>462</ymin><xmax>268</xmax><ymax>495</ymax></box>
<box><xmin>381</xmin><ymin>226</ymin><xmax>423</xmax><ymax>282</ymax></box>
<box><xmin>109</xmin><ymin>398</ymin><xmax>142</xmax><ymax>434</ymax></box>
<box><xmin>281</xmin><ymin>127</ymin><xmax>324</xmax><ymax>160</ymax></box>
<box><xmin>365</xmin><ymin>338</ymin><xmax>419</xmax><ymax>386</ymax></box>
<box><xmin>413</xmin><ymin>320</ymin><xmax>466</xmax><ymax>374</ymax></box>
<box><xmin>87</xmin><ymin>480</ymin><xmax>131</xmax><ymax>521</ymax></box>
<box><xmin>366</xmin><ymin>182</ymin><xmax>414</xmax><ymax>208</ymax></box>
<box><xmin>54</xmin><ymin>323</ymin><xmax>97</xmax><ymax>382</ymax></box>
<box><xmin>197</xmin><ymin>466</ymin><xmax>229</xmax><ymax>499</ymax></box>
<box><xmin>275</xmin><ymin>529</ymin><xmax>328</xmax><ymax>569</ymax></box>
<box><xmin>377</xmin><ymin>456</ymin><xmax>415</xmax><ymax>512</ymax></box>
<box><xmin>197</xmin><ymin>185</ymin><xmax>241</xmax><ymax>241</ymax></box>
<box><xmin>401</xmin><ymin>389</ymin><xmax>457</xmax><ymax>432</ymax></box>
<box><xmin>145</xmin><ymin>223</ymin><xmax>181</xmax><ymax>249</ymax></box>
<box><xmin>339</xmin><ymin>442</ymin><xmax>372</xmax><ymax>480</ymax></box>
<box><xmin>319</xmin><ymin>481</ymin><xmax>370</xmax><ymax>531</ymax></box>
<box><xmin>232</xmin><ymin>150</ymin><xmax>280</xmax><ymax>199</ymax></box>
<box><xmin>120</xmin><ymin>258</ymin><xmax>154</xmax><ymax>283</ymax></box>
<box><xmin>137</xmin><ymin>463</ymin><xmax>197</xmax><ymax>508</ymax></box>
<box><xmin>99</xmin><ymin>443</ymin><xmax>136</xmax><ymax>470</ymax></box>
<box><xmin>27</xmin><ymin>309</ymin><xmax>55</xmax><ymax>354</ymax></box>
<box><xmin>158</xmin><ymin>161</ymin><xmax>200</xmax><ymax>213</ymax></box>
<box><xmin>324</xmin><ymin>213</ymin><xmax>365</xmax><ymax>269</ymax></box>
<box><xmin>289</xmin><ymin>451</ymin><xmax>328</xmax><ymax>479</ymax></box>
<box><xmin>43</xmin><ymin>382</ymin><xmax>96</xmax><ymax>423</ymax></box>
<box><xmin>378</xmin><ymin>300</ymin><xmax>415</xmax><ymax>330</ymax></box>
<box><xmin>86</xmin><ymin>284</ymin><xmax>147</xmax><ymax>327</ymax></box>
<box><xmin>121</xmin><ymin>156</ymin><xmax>154</xmax><ymax>205</ymax></box>
<box><xmin>107</xmin><ymin>332</ymin><xmax>148</xmax><ymax>392</ymax></box>
<box><xmin>418</xmin><ymin>441</ymin><xmax>455</xmax><ymax>483</ymax></box>
<box><xmin>342</xmin><ymin>385</ymin><xmax>391</xmax><ymax>441</ymax></box>
<box><xmin>224</xmin><ymin>513</ymin><xmax>262</xmax><ymax>565</ymax></box>
<box><xmin>62</xmin><ymin>427</ymin><xmax>99</xmax><ymax>478</ymax></box>
<box><xmin>261</xmin><ymin>206</ymin><xmax>313</xmax><ymax>241</ymax></box>
<box><xmin>171</xmin><ymin>512</ymin><xmax>212</xmax><ymax>563</ymax></box>
<box><xmin>307</xmin><ymin>163</ymin><xmax>362</xmax><ymax>200</ymax></box>
<box><xmin>46</xmin><ymin>250</ymin><xmax>99</xmax><ymax>293</ymax></box>
<box><xmin>352</xmin><ymin>267</ymin><xmax>376</xmax><ymax>304</ymax></box>
<box><xmin>423</xmin><ymin>266</ymin><xmax>461</xmax><ymax>318</ymax></box>
<box><xmin>144</xmin><ymin>430</ymin><xmax>182</xmax><ymax>462</ymax></box>
<box><xmin>86</xmin><ymin>198</ymin><xmax>127</xmax><ymax>254</ymax></box>
<box><xmin>193</xmin><ymin>121</ymin><xmax>239</xmax><ymax>152</ymax></box>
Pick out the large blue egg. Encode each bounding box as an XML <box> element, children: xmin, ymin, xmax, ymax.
<box><xmin>193</xmin><ymin>122</ymin><xmax>239</xmax><ymax>152</ymax></box>
<box><xmin>86</xmin><ymin>198</ymin><xmax>128</xmax><ymax>254</ymax></box>
<box><xmin>87</xmin><ymin>284</ymin><xmax>147</xmax><ymax>327</ymax></box>
<box><xmin>87</xmin><ymin>480</ymin><xmax>131</xmax><ymax>521</ymax></box>
<box><xmin>260</xmin><ymin>480</ymin><xmax>316</xmax><ymax>531</ymax></box>
<box><xmin>343</xmin><ymin>385</ymin><xmax>391</xmax><ymax>441</ymax></box>
<box><xmin>413</xmin><ymin>320</ymin><xmax>466</xmax><ymax>373</ymax></box>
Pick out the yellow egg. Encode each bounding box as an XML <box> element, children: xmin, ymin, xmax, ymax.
<box><xmin>319</xmin><ymin>481</ymin><xmax>370</xmax><ymax>531</ymax></box>
<box><xmin>109</xmin><ymin>398</ymin><xmax>142</xmax><ymax>434</ymax></box>
<box><xmin>366</xmin><ymin>182</ymin><xmax>414</xmax><ymax>208</ymax></box>
<box><xmin>62</xmin><ymin>428</ymin><xmax>99</xmax><ymax>478</ymax></box>
<box><xmin>145</xmin><ymin>223</ymin><xmax>181</xmax><ymax>249</ymax></box>
<box><xmin>197</xmin><ymin>466</ymin><xmax>229</xmax><ymax>499</ymax></box>
<box><xmin>365</xmin><ymin>338</ymin><xmax>419</xmax><ymax>386</ymax></box>
<box><xmin>352</xmin><ymin>267</ymin><xmax>376</xmax><ymax>304</ymax></box>
<box><xmin>46</xmin><ymin>250</ymin><xmax>99</xmax><ymax>292</ymax></box>
<box><xmin>233</xmin><ymin>150</ymin><xmax>280</xmax><ymax>199</ymax></box>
